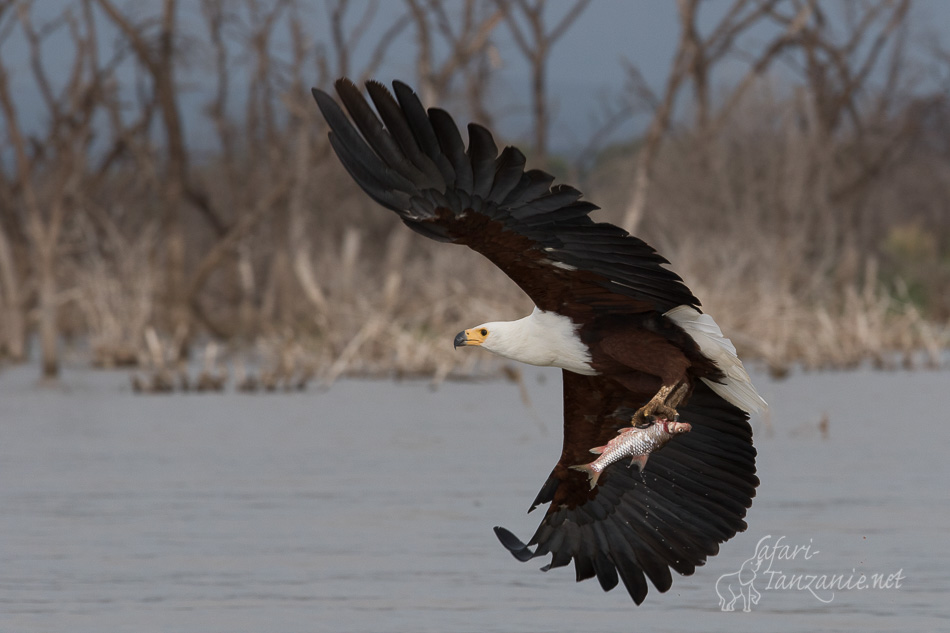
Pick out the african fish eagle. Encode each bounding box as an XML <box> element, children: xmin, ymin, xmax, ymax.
<box><xmin>312</xmin><ymin>78</ymin><xmax>766</xmax><ymax>605</ymax></box>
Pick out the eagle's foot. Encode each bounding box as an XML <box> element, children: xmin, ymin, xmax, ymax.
<box><xmin>632</xmin><ymin>383</ymin><xmax>689</xmax><ymax>427</ymax></box>
<box><xmin>632</xmin><ymin>394</ymin><xmax>678</xmax><ymax>427</ymax></box>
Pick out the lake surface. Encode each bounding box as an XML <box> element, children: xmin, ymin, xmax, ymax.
<box><xmin>1</xmin><ymin>363</ymin><xmax>948</xmax><ymax>632</ymax></box>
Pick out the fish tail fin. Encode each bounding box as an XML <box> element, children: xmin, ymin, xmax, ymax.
<box><xmin>569</xmin><ymin>463</ymin><xmax>601</xmax><ymax>489</ymax></box>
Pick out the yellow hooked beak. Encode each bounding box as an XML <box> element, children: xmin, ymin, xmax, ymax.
<box><xmin>453</xmin><ymin>327</ymin><xmax>488</xmax><ymax>348</ymax></box>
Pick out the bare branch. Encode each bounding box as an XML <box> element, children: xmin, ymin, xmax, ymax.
<box><xmin>495</xmin><ymin>0</ymin><xmax>591</xmax><ymax>161</ymax></box>
<box><xmin>17</xmin><ymin>2</ymin><xmax>61</xmax><ymax>122</ymax></box>
<box><xmin>620</xmin><ymin>1</ymin><xmax>694</xmax><ymax>231</ymax></box>
<box><xmin>96</xmin><ymin>0</ymin><xmax>226</xmax><ymax>236</ymax></box>
<box><xmin>494</xmin><ymin>0</ymin><xmax>531</xmax><ymax>58</ymax></box>
<box><xmin>547</xmin><ymin>0</ymin><xmax>591</xmax><ymax>44</ymax></box>
<box><xmin>708</xmin><ymin>0</ymin><xmax>813</xmax><ymax>136</ymax></box>
<box><xmin>410</xmin><ymin>0</ymin><xmax>501</xmax><ymax>106</ymax></box>
<box><xmin>358</xmin><ymin>11</ymin><xmax>411</xmax><ymax>85</ymax></box>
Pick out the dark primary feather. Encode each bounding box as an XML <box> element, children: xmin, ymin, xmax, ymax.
<box><xmin>311</xmin><ymin>78</ymin><xmax>700</xmax><ymax>316</ymax></box>
<box><xmin>364</xmin><ymin>81</ymin><xmax>445</xmax><ymax>190</ymax></box>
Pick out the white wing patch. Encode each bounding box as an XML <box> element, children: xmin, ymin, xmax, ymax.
<box><xmin>541</xmin><ymin>255</ymin><xmax>578</xmax><ymax>271</ymax></box>
<box><xmin>665</xmin><ymin>305</ymin><xmax>767</xmax><ymax>414</ymax></box>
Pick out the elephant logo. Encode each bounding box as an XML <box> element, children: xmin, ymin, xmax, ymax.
<box><xmin>715</xmin><ymin>536</ymin><xmax>770</xmax><ymax>612</ymax></box>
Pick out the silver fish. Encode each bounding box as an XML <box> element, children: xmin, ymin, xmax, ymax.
<box><xmin>570</xmin><ymin>420</ymin><xmax>692</xmax><ymax>489</ymax></box>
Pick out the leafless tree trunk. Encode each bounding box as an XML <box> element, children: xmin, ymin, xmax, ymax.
<box><xmin>407</xmin><ymin>0</ymin><xmax>502</xmax><ymax>114</ymax></box>
<box><xmin>97</xmin><ymin>0</ymin><xmax>230</xmax><ymax>356</ymax></box>
<box><xmin>621</xmin><ymin>0</ymin><xmax>810</xmax><ymax>232</ymax></box>
<box><xmin>327</xmin><ymin>0</ymin><xmax>412</xmax><ymax>86</ymax></box>
<box><xmin>496</xmin><ymin>0</ymin><xmax>590</xmax><ymax>164</ymax></box>
<box><xmin>0</xmin><ymin>214</ymin><xmax>25</xmax><ymax>361</ymax></box>
<box><xmin>762</xmin><ymin>0</ymin><xmax>913</xmax><ymax>257</ymax></box>
<box><xmin>286</xmin><ymin>15</ymin><xmax>331</xmax><ymax>326</ymax></box>
<box><xmin>0</xmin><ymin>1</ymin><xmax>100</xmax><ymax>379</ymax></box>
<box><xmin>0</xmin><ymin>0</ymin><xmax>25</xmax><ymax>362</ymax></box>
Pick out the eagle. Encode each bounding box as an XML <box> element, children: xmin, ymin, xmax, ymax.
<box><xmin>312</xmin><ymin>78</ymin><xmax>766</xmax><ymax>604</ymax></box>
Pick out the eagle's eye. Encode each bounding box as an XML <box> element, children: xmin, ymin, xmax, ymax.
<box><xmin>480</xmin><ymin>328</ymin><xmax>488</xmax><ymax>337</ymax></box>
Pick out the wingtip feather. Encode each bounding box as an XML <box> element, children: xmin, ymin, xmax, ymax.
<box><xmin>494</xmin><ymin>526</ymin><xmax>537</xmax><ymax>562</ymax></box>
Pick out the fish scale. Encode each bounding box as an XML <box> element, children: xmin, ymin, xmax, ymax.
<box><xmin>570</xmin><ymin>420</ymin><xmax>692</xmax><ymax>489</ymax></box>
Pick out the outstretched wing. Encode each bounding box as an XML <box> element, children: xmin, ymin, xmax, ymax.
<box><xmin>495</xmin><ymin>372</ymin><xmax>758</xmax><ymax>604</ymax></box>
<box><xmin>311</xmin><ymin>79</ymin><xmax>699</xmax><ymax>316</ymax></box>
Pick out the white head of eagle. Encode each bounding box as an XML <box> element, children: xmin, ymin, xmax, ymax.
<box><xmin>453</xmin><ymin>308</ymin><xmax>597</xmax><ymax>376</ymax></box>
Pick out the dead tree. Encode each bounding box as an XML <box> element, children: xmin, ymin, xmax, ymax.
<box><xmin>621</xmin><ymin>0</ymin><xmax>810</xmax><ymax>232</ymax></box>
<box><xmin>0</xmin><ymin>190</ymin><xmax>23</xmax><ymax>361</ymax></box>
<box><xmin>0</xmin><ymin>1</ymin><xmax>104</xmax><ymax>378</ymax></box>
<box><xmin>0</xmin><ymin>2</ymin><xmax>25</xmax><ymax>361</ymax></box>
<box><xmin>495</xmin><ymin>0</ymin><xmax>591</xmax><ymax>164</ymax></box>
<box><xmin>406</xmin><ymin>0</ymin><xmax>503</xmax><ymax>121</ymax></box>
<box><xmin>794</xmin><ymin>0</ymin><xmax>913</xmax><ymax>195</ymax></box>
<box><xmin>327</xmin><ymin>0</ymin><xmax>412</xmax><ymax>85</ymax></box>
<box><xmin>742</xmin><ymin>0</ymin><xmax>914</xmax><ymax>259</ymax></box>
<box><xmin>284</xmin><ymin>7</ymin><xmax>332</xmax><ymax>329</ymax></box>
<box><xmin>96</xmin><ymin>0</ymin><xmax>232</xmax><ymax>355</ymax></box>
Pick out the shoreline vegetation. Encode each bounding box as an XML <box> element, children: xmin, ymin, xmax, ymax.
<box><xmin>0</xmin><ymin>1</ymin><xmax>948</xmax><ymax>388</ymax></box>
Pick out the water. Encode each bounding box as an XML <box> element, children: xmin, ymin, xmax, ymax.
<box><xmin>1</xmin><ymin>363</ymin><xmax>948</xmax><ymax>632</ymax></box>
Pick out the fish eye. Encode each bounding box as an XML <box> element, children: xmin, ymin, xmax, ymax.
<box><xmin>480</xmin><ymin>328</ymin><xmax>488</xmax><ymax>337</ymax></box>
